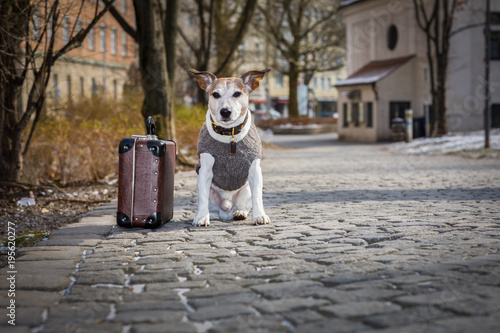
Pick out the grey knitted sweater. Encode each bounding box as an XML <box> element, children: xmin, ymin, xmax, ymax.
<box><xmin>196</xmin><ymin>123</ymin><xmax>262</xmax><ymax>191</ymax></box>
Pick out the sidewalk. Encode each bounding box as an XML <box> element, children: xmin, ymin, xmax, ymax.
<box><xmin>2</xmin><ymin>135</ymin><xmax>500</xmax><ymax>333</ymax></box>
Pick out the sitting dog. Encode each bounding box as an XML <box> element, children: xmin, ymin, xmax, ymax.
<box><xmin>189</xmin><ymin>68</ymin><xmax>271</xmax><ymax>227</ymax></box>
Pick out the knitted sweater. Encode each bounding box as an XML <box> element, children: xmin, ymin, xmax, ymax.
<box><xmin>196</xmin><ymin>123</ymin><xmax>262</xmax><ymax>191</ymax></box>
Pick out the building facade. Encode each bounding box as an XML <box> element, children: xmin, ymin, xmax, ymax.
<box><xmin>27</xmin><ymin>0</ymin><xmax>136</xmax><ymax>106</ymax></box>
<box><xmin>336</xmin><ymin>0</ymin><xmax>500</xmax><ymax>142</ymax></box>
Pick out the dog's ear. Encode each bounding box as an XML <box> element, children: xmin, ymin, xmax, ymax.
<box><xmin>240</xmin><ymin>68</ymin><xmax>271</xmax><ymax>93</ymax></box>
<box><xmin>189</xmin><ymin>69</ymin><xmax>217</xmax><ymax>91</ymax></box>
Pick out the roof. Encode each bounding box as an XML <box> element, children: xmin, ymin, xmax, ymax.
<box><xmin>339</xmin><ymin>0</ymin><xmax>370</xmax><ymax>10</ymax></box>
<box><xmin>336</xmin><ymin>55</ymin><xmax>414</xmax><ymax>87</ymax></box>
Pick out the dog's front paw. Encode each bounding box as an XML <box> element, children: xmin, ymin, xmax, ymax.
<box><xmin>193</xmin><ymin>214</ymin><xmax>210</xmax><ymax>227</ymax></box>
<box><xmin>253</xmin><ymin>214</ymin><xmax>271</xmax><ymax>225</ymax></box>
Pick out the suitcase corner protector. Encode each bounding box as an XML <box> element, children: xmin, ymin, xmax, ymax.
<box><xmin>117</xmin><ymin>212</ymin><xmax>132</xmax><ymax>227</ymax></box>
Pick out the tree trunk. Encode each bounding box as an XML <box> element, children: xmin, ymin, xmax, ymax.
<box><xmin>0</xmin><ymin>84</ymin><xmax>24</xmax><ymax>182</ymax></box>
<box><xmin>0</xmin><ymin>0</ymin><xmax>30</xmax><ymax>182</ymax></box>
<box><xmin>134</xmin><ymin>0</ymin><xmax>173</xmax><ymax>140</ymax></box>
<box><xmin>288</xmin><ymin>62</ymin><xmax>300</xmax><ymax>118</ymax></box>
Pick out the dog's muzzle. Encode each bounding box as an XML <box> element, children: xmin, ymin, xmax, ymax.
<box><xmin>220</xmin><ymin>108</ymin><xmax>231</xmax><ymax>120</ymax></box>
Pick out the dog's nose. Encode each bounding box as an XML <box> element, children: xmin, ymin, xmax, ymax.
<box><xmin>220</xmin><ymin>108</ymin><xmax>231</xmax><ymax>119</ymax></box>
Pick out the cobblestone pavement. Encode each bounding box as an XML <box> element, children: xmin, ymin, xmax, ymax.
<box><xmin>2</xmin><ymin>135</ymin><xmax>500</xmax><ymax>333</ymax></box>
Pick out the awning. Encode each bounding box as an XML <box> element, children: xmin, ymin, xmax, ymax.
<box><xmin>336</xmin><ymin>55</ymin><xmax>414</xmax><ymax>87</ymax></box>
<box><xmin>250</xmin><ymin>99</ymin><xmax>267</xmax><ymax>103</ymax></box>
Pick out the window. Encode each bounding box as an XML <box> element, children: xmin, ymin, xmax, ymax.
<box><xmin>320</xmin><ymin>77</ymin><xmax>325</xmax><ymax>90</ymax></box>
<box><xmin>366</xmin><ymin>102</ymin><xmax>373</xmax><ymax>127</ymax></box>
<box><xmin>275</xmin><ymin>74</ymin><xmax>283</xmax><ymax>88</ymax></box>
<box><xmin>238</xmin><ymin>42</ymin><xmax>245</xmax><ymax>57</ymax></box>
<box><xmin>121</xmin><ymin>28</ymin><xmax>127</xmax><ymax>56</ymax></box>
<box><xmin>313</xmin><ymin>8</ymin><xmax>318</xmax><ymax>22</ymax></box>
<box><xmin>76</xmin><ymin>19</ymin><xmax>83</xmax><ymax>48</ymax></box>
<box><xmin>62</xmin><ymin>15</ymin><xmax>70</xmax><ymax>44</ymax></box>
<box><xmin>100</xmin><ymin>24</ymin><xmax>106</xmax><ymax>52</ymax></box>
<box><xmin>490</xmin><ymin>12</ymin><xmax>500</xmax><ymax>25</ymax></box>
<box><xmin>66</xmin><ymin>75</ymin><xmax>72</xmax><ymax>101</ymax></box>
<box><xmin>53</xmin><ymin>74</ymin><xmax>60</xmax><ymax>101</ymax></box>
<box><xmin>313</xmin><ymin>77</ymin><xmax>317</xmax><ymax>89</ymax></box>
<box><xmin>88</xmin><ymin>23</ymin><xmax>95</xmax><ymax>51</ymax></box>
<box><xmin>387</xmin><ymin>25</ymin><xmax>398</xmax><ymax>50</ymax></box>
<box><xmin>113</xmin><ymin>79</ymin><xmax>118</xmax><ymax>99</ymax></box>
<box><xmin>48</xmin><ymin>13</ymin><xmax>53</xmax><ymax>40</ymax></box>
<box><xmin>352</xmin><ymin>102</ymin><xmax>360</xmax><ymax>127</ymax></box>
<box><xmin>32</xmin><ymin>7</ymin><xmax>41</xmax><ymax>40</ymax></box>
<box><xmin>111</xmin><ymin>27</ymin><xmax>117</xmax><ymax>55</ymax></box>
<box><xmin>327</xmin><ymin>78</ymin><xmax>332</xmax><ymax>89</ymax></box>
<box><xmin>91</xmin><ymin>78</ymin><xmax>98</xmax><ymax>97</ymax></box>
<box><xmin>491</xmin><ymin>31</ymin><xmax>500</xmax><ymax>60</ymax></box>
<box><xmin>255</xmin><ymin>43</ymin><xmax>261</xmax><ymax>61</ymax></box>
<box><xmin>187</xmin><ymin>13</ymin><xmax>196</xmax><ymax>26</ymax></box>
<box><xmin>79</xmin><ymin>77</ymin><xmax>84</xmax><ymax>97</ymax></box>
<box><xmin>343</xmin><ymin>103</ymin><xmax>348</xmax><ymax>127</ymax></box>
<box><xmin>336</xmin><ymin>56</ymin><xmax>343</xmax><ymax>67</ymax></box>
<box><xmin>121</xmin><ymin>0</ymin><xmax>127</xmax><ymax>14</ymax></box>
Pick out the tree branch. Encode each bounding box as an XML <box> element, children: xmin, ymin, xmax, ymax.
<box><xmin>107</xmin><ymin>0</ymin><xmax>137</xmax><ymax>41</ymax></box>
<box><xmin>52</xmin><ymin>0</ymin><xmax>115</xmax><ymax>63</ymax></box>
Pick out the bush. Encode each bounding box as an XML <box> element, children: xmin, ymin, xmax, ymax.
<box><xmin>22</xmin><ymin>93</ymin><xmax>205</xmax><ymax>185</ymax></box>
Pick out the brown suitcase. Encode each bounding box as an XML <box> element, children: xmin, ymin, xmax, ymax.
<box><xmin>117</xmin><ymin>117</ymin><xmax>176</xmax><ymax>228</ymax></box>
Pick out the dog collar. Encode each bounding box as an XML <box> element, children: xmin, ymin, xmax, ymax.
<box><xmin>210</xmin><ymin>112</ymin><xmax>249</xmax><ymax>136</ymax></box>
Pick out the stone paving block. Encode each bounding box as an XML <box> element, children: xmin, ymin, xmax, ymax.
<box><xmin>185</xmin><ymin>285</ymin><xmax>247</xmax><ymax>298</ymax></box>
<box><xmin>433</xmin><ymin>315</ymin><xmax>500</xmax><ymax>333</ymax></box>
<box><xmin>6</xmin><ymin>267</ymin><xmax>73</xmax><ymax>291</ymax></box>
<box><xmin>282</xmin><ymin>309</ymin><xmax>326</xmax><ymax>326</ymax></box>
<box><xmin>17</xmin><ymin>247</ymin><xmax>85</xmax><ymax>261</ymax></box>
<box><xmin>43</xmin><ymin>322</ymin><xmax>123</xmax><ymax>333</ymax></box>
<box><xmin>295</xmin><ymin>318</ymin><xmax>372</xmax><ymax>333</ymax></box>
<box><xmin>440</xmin><ymin>297</ymin><xmax>500</xmax><ymax>316</ymax></box>
<box><xmin>207</xmin><ymin>314</ymin><xmax>289</xmax><ymax>333</ymax></box>
<box><xmin>362</xmin><ymin>306</ymin><xmax>454</xmax><ymax>329</ymax></box>
<box><xmin>36</xmin><ymin>234</ymin><xmax>104</xmax><ymax>247</ymax></box>
<box><xmin>114</xmin><ymin>309</ymin><xmax>185</xmax><ymax>323</ymax></box>
<box><xmin>319</xmin><ymin>301</ymin><xmax>402</xmax><ymax>319</ymax></box>
<box><xmin>0</xmin><ymin>326</ymin><xmax>32</xmax><ymax>333</ymax></box>
<box><xmin>130</xmin><ymin>271</ymin><xmax>178</xmax><ymax>283</ymax></box>
<box><xmin>187</xmin><ymin>303</ymin><xmax>254</xmax><ymax>322</ymax></box>
<box><xmin>0</xmin><ymin>290</ymin><xmax>62</xmax><ymax>308</ymax></box>
<box><xmin>50</xmin><ymin>224</ymin><xmax>113</xmax><ymax>236</ymax></box>
<box><xmin>65</xmin><ymin>285</ymin><xmax>127</xmax><ymax>303</ymax></box>
<box><xmin>250</xmin><ymin>280</ymin><xmax>323</xmax><ymax>299</ymax></box>
<box><xmin>74</xmin><ymin>269</ymin><xmax>125</xmax><ymax>285</ymax></box>
<box><xmin>130</xmin><ymin>322</ymin><xmax>197</xmax><ymax>333</ymax></box>
<box><xmin>117</xmin><ymin>300</ymin><xmax>185</xmax><ymax>312</ymax></box>
<box><xmin>189</xmin><ymin>292</ymin><xmax>258</xmax><ymax>309</ymax></box>
<box><xmin>253</xmin><ymin>297</ymin><xmax>329</xmax><ymax>313</ymax></box>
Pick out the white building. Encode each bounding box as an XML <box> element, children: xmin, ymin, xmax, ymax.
<box><xmin>336</xmin><ymin>0</ymin><xmax>500</xmax><ymax>141</ymax></box>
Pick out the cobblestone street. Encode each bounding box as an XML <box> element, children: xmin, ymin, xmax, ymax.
<box><xmin>2</xmin><ymin>134</ymin><xmax>500</xmax><ymax>333</ymax></box>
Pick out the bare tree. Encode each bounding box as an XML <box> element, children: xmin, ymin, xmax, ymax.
<box><xmin>257</xmin><ymin>0</ymin><xmax>344</xmax><ymax>118</ymax></box>
<box><xmin>413</xmin><ymin>0</ymin><xmax>469</xmax><ymax>136</ymax></box>
<box><xmin>177</xmin><ymin>0</ymin><xmax>258</xmax><ymax>104</ymax></box>
<box><xmin>0</xmin><ymin>0</ymin><xmax>114</xmax><ymax>182</ymax></box>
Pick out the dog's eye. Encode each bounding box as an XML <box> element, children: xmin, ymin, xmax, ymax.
<box><xmin>233</xmin><ymin>92</ymin><xmax>242</xmax><ymax>98</ymax></box>
<box><xmin>212</xmin><ymin>92</ymin><xmax>221</xmax><ymax>99</ymax></box>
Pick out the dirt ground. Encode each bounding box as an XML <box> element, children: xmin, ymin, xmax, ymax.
<box><xmin>0</xmin><ymin>182</ymin><xmax>118</xmax><ymax>267</ymax></box>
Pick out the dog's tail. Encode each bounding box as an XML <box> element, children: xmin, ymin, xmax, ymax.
<box><xmin>221</xmin><ymin>199</ymin><xmax>233</xmax><ymax>212</ymax></box>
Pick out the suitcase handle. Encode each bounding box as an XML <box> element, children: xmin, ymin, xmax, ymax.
<box><xmin>147</xmin><ymin>116</ymin><xmax>156</xmax><ymax>136</ymax></box>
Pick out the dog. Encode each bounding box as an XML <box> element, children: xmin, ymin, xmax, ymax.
<box><xmin>189</xmin><ymin>68</ymin><xmax>271</xmax><ymax>227</ymax></box>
